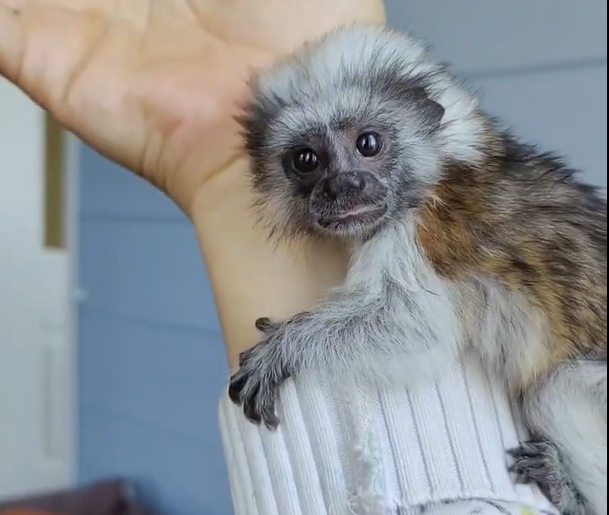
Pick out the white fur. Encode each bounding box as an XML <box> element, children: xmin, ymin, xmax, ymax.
<box><xmin>457</xmin><ymin>278</ymin><xmax>552</xmax><ymax>390</ymax></box>
<box><xmin>271</xmin><ymin>221</ymin><xmax>462</xmax><ymax>390</ymax></box>
<box><xmin>255</xmin><ymin>24</ymin><xmax>487</xmax><ymax>166</ymax></box>
<box><xmin>250</xmin><ymin>215</ymin><xmax>606</xmax><ymax>515</ymax></box>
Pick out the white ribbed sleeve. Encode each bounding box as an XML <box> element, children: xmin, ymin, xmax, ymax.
<box><xmin>219</xmin><ymin>355</ymin><xmax>558</xmax><ymax>515</ymax></box>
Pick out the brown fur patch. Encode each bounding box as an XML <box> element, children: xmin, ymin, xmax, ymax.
<box><xmin>417</xmin><ymin>148</ymin><xmax>607</xmax><ymax>386</ymax></box>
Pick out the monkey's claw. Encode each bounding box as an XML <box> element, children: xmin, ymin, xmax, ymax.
<box><xmin>228</xmin><ymin>336</ymin><xmax>289</xmax><ymax>430</ymax></box>
<box><xmin>255</xmin><ymin>312</ymin><xmax>310</xmax><ymax>337</ymax></box>
<box><xmin>508</xmin><ymin>440</ymin><xmax>587</xmax><ymax>515</ymax></box>
<box><xmin>228</xmin><ymin>369</ymin><xmax>281</xmax><ymax>429</ymax></box>
<box><xmin>508</xmin><ymin>439</ymin><xmax>564</xmax><ymax>485</ymax></box>
<box><xmin>255</xmin><ymin>316</ymin><xmax>281</xmax><ymax>334</ymax></box>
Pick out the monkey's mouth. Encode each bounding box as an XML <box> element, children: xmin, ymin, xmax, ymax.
<box><xmin>316</xmin><ymin>204</ymin><xmax>388</xmax><ymax>232</ymax></box>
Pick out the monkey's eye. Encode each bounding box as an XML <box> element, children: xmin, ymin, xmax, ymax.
<box><xmin>291</xmin><ymin>147</ymin><xmax>320</xmax><ymax>174</ymax></box>
<box><xmin>356</xmin><ymin>132</ymin><xmax>383</xmax><ymax>157</ymax></box>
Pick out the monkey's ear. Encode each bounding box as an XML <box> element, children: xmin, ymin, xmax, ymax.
<box><xmin>422</xmin><ymin>98</ymin><xmax>445</xmax><ymax>132</ymax></box>
<box><xmin>410</xmin><ymin>86</ymin><xmax>445</xmax><ymax>134</ymax></box>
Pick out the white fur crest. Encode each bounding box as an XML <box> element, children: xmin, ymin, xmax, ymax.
<box><xmin>253</xmin><ymin>23</ymin><xmax>487</xmax><ymax>166</ymax></box>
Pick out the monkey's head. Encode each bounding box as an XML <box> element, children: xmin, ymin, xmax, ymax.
<box><xmin>239</xmin><ymin>24</ymin><xmax>490</xmax><ymax>241</ymax></box>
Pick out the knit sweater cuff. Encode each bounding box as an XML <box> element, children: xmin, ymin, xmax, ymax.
<box><xmin>219</xmin><ymin>355</ymin><xmax>558</xmax><ymax>515</ymax></box>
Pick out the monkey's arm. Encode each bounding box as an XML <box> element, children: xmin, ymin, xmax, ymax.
<box><xmin>228</xmin><ymin>270</ymin><xmax>461</xmax><ymax>428</ymax></box>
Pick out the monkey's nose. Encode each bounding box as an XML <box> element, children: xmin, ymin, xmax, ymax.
<box><xmin>322</xmin><ymin>177</ymin><xmax>339</xmax><ymax>198</ymax></box>
<box><xmin>322</xmin><ymin>173</ymin><xmax>367</xmax><ymax>198</ymax></box>
<box><xmin>343</xmin><ymin>172</ymin><xmax>367</xmax><ymax>191</ymax></box>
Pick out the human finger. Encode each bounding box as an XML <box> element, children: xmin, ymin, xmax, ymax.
<box><xmin>0</xmin><ymin>2</ymin><xmax>25</xmax><ymax>83</ymax></box>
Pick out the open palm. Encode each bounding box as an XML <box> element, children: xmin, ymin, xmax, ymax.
<box><xmin>0</xmin><ymin>0</ymin><xmax>384</xmax><ymax>214</ymax></box>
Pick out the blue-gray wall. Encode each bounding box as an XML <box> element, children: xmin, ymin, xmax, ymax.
<box><xmin>386</xmin><ymin>0</ymin><xmax>607</xmax><ymax>188</ymax></box>
<box><xmin>77</xmin><ymin>153</ymin><xmax>233</xmax><ymax>514</ymax></box>
<box><xmin>78</xmin><ymin>2</ymin><xmax>606</xmax><ymax>515</ymax></box>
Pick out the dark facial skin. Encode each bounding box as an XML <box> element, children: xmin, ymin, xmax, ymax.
<box><xmin>284</xmin><ymin>129</ymin><xmax>393</xmax><ymax>239</ymax></box>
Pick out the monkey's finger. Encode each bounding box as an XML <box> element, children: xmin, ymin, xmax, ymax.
<box><xmin>508</xmin><ymin>462</ymin><xmax>543</xmax><ymax>485</ymax></box>
<box><xmin>507</xmin><ymin>445</ymin><xmax>533</xmax><ymax>459</ymax></box>
<box><xmin>238</xmin><ymin>347</ymin><xmax>257</xmax><ymax>367</ymax></box>
<box><xmin>507</xmin><ymin>447</ymin><xmax>523</xmax><ymax>458</ymax></box>
<box><xmin>507</xmin><ymin>441</ymin><xmax>547</xmax><ymax>460</ymax></box>
<box><xmin>508</xmin><ymin>450</ymin><xmax>550</xmax><ymax>487</ymax></box>
<box><xmin>228</xmin><ymin>374</ymin><xmax>247</xmax><ymax>405</ymax></box>
<box><xmin>255</xmin><ymin>317</ymin><xmax>275</xmax><ymax>332</ymax></box>
<box><xmin>262</xmin><ymin>411</ymin><xmax>280</xmax><ymax>431</ymax></box>
<box><xmin>508</xmin><ymin>457</ymin><xmax>547</xmax><ymax>471</ymax></box>
<box><xmin>260</xmin><ymin>388</ymin><xmax>280</xmax><ymax>430</ymax></box>
<box><xmin>509</xmin><ymin>470</ymin><xmax>533</xmax><ymax>485</ymax></box>
<box><xmin>243</xmin><ymin>391</ymin><xmax>263</xmax><ymax>425</ymax></box>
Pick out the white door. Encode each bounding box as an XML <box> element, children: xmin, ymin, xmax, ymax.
<box><xmin>0</xmin><ymin>77</ymin><xmax>74</xmax><ymax>499</ymax></box>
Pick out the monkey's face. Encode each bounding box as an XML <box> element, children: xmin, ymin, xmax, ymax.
<box><xmin>239</xmin><ymin>24</ymin><xmax>461</xmax><ymax>241</ymax></box>
<box><xmin>280</xmin><ymin>126</ymin><xmax>394</xmax><ymax>239</ymax></box>
<box><xmin>243</xmin><ymin>97</ymin><xmax>446</xmax><ymax>241</ymax></box>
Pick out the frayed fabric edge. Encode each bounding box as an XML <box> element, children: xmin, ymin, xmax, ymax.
<box><xmin>347</xmin><ymin>385</ymin><xmax>394</xmax><ymax>515</ymax></box>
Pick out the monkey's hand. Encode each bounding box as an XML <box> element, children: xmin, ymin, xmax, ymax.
<box><xmin>229</xmin><ymin>275</ymin><xmax>460</xmax><ymax>428</ymax></box>
<box><xmin>228</xmin><ymin>255</ymin><xmax>463</xmax><ymax>427</ymax></box>
<box><xmin>509</xmin><ymin>440</ymin><xmax>588</xmax><ymax>515</ymax></box>
<box><xmin>228</xmin><ymin>315</ymin><xmax>300</xmax><ymax>429</ymax></box>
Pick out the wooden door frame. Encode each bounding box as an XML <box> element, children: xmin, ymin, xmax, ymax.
<box><xmin>64</xmin><ymin>130</ymin><xmax>81</xmax><ymax>486</ymax></box>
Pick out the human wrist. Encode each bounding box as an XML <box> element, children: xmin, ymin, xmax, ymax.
<box><xmin>191</xmin><ymin>157</ymin><xmax>348</xmax><ymax>367</ymax></box>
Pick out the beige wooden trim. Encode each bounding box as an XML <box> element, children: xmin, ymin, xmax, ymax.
<box><xmin>43</xmin><ymin>113</ymin><xmax>66</xmax><ymax>249</ymax></box>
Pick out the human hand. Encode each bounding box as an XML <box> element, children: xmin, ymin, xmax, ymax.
<box><xmin>0</xmin><ymin>0</ymin><xmax>385</xmax><ymax>215</ymax></box>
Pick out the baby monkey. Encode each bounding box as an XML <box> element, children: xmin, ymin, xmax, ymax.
<box><xmin>228</xmin><ymin>24</ymin><xmax>607</xmax><ymax>515</ymax></box>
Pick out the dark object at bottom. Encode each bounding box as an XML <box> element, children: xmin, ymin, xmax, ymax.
<box><xmin>0</xmin><ymin>478</ymin><xmax>156</xmax><ymax>515</ymax></box>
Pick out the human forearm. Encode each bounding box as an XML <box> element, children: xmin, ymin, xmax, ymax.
<box><xmin>189</xmin><ymin>1</ymin><xmax>387</xmax><ymax>367</ymax></box>
<box><xmin>1</xmin><ymin>2</ymin><xmax>386</xmax><ymax>361</ymax></box>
